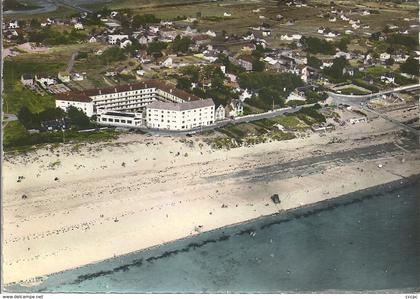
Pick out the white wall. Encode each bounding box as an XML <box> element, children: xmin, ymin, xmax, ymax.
<box><xmin>146</xmin><ymin>105</ymin><xmax>215</xmax><ymax>130</ymax></box>
<box><xmin>56</xmin><ymin>100</ymin><xmax>94</xmax><ymax>117</ymax></box>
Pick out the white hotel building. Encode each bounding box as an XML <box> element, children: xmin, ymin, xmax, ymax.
<box><xmin>146</xmin><ymin>99</ymin><xmax>215</xmax><ymax>130</ymax></box>
<box><xmin>55</xmin><ymin>80</ymin><xmax>215</xmax><ymax>131</ymax></box>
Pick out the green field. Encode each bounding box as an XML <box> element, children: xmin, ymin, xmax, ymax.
<box><xmin>3</xmin><ymin>59</ymin><xmax>64</xmax><ymax>114</ymax></box>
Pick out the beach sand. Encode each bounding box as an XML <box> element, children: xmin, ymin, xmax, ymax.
<box><xmin>2</xmin><ymin>117</ymin><xmax>420</xmax><ymax>285</ymax></box>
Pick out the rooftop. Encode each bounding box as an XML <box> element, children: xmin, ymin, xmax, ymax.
<box><xmin>55</xmin><ymin>80</ymin><xmax>201</xmax><ymax>103</ymax></box>
<box><xmin>147</xmin><ymin>98</ymin><xmax>215</xmax><ymax>111</ymax></box>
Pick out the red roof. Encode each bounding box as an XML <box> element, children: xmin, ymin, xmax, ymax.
<box><xmin>55</xmin><ymin>80</ymin><xmax>200</xmax><ymax>103</ymax></box>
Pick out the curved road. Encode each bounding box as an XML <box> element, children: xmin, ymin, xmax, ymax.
<box><xmin>3</xmin><ymin>114</ymin><xmax>18</xmax><ymax>122</ymax></box>
<box><xmin>328</xmin><ymin>84</ymin><xmax>420</xmax><ymax>137</ymax></box>
<box><xmin>328</xmin><ymin>83</ymin><xmax>420</xmax><ymax>105</ymax></box>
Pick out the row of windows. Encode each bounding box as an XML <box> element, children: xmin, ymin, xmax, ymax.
<box><xmin>101</xmin><ymin>118</ymin><xmax>133</xmax><ymax>124</ymax></box>
<box><xmin>150</xmin><ymin>107</ymin><xmax>213</xmax><ymax>114</ymax></box>
<box><xmin>94</xmin><ymin>89</ymin><xmax>155</xmax><ymax>99</ymax></box>
<box><xmin>151</xmin><ymin>121</ymin><xmax>213</xmax><ymax>129</ymax></box>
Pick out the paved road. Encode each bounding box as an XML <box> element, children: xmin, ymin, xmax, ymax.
<box><xmin>55</xmin><ymin>0</ymin><xmax>93</xmax><ymax>14</ymax></box>
<box><xmin>328</xmin><ymin>83</ymin><xmax>420</xmax><ymax>105</ymax></box>
<box><xmin>66</xmin><ymin>52</ymin><xmax>79</xmax><ymax>73</ymax></box>
<box><xmin>328</xmin><ymin>84</ymin><xmax>420</xmax><ymax>137</ymax></box>
<box><xmin>3</xmin><ymin>114</ymin><xmax>18</xmax><ymax>122</ymax></box>
<box><xmin>140</xmin><ymin>104</ymin><xmax>314</xmax><ymax>136</ymax></box>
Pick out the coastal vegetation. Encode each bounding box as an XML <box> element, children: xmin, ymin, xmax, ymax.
<box><xmin>3</xmin><ymin>126</ymin><xmax>119</xmax><ymax>152</ymax></box>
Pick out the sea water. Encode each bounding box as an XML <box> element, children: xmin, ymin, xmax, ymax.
<box><xmin>7</xmin><ymin>176</ymin><xmax>419</xmax><ymax>293</ymax></box>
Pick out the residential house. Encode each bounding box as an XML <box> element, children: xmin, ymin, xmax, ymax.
<box><xmin>88</xmin><ymin>36</ymin><xmax>97</xmax><ymax>43</ymax></box>
<box><xmin>120</xmin><ymin>39</ymin><xmax>132</xmax><ymax>49</ymax></box>
<box><xmin>381</xmin><ymin>73</ymin><xmax>395</xmax><ymax>84</ymax></box>
<box><xmin>21</xmin><ymin>74</ymin><xmax>34</xmax><ymax>86</ymax></box>
<box><xmin>161</xmin><ymin>57</ymin><xmax>173</xmax><ymax>68</ymax></box>
<box><xmin>286</xmin><ymin>90</ymin><xmax>306</xmax><ymax>103</ymax></box>
<box><xmin>183</xmin><ymin>26</ymin><xmax>197</xmax><ymax>36</ymax></box>
<box><xmin>335</xmin><ymin>51</ymin><xmax>352</xmax><ymax>60</ymax></box>
<box><xmin>205</xmin><ymin>30</ymin><xmax>216</xmax><ymax>37</ymax></box>
<box><xmin>317</xmin><ymin>27</ymin><xmax>326</xmax><ymax>34</ymax></box>
<box><xmin>8</xmin><ymin>20</ymin><xmax>19</xmax><ymax>29</ymax></box>
<box><xmin>149</xmin><ymin>25</ymin><xmax>160</xmax><ymax>34</ymax></box>
<box><xmin>35</xmin><ymin>74</ymin><xmax>57</xmax><ymax>87</ymax></box>
<box><xmin>193</xmin><ymin>34</ymin><xmax>211</xmax><ymax>46</ymax></box>
<box><xmin>324</xmin><ymin>31</ymin><xmax>340</xmax><ymax>38</ymax></box>
<box><xmin>160</xmin><ymin>27</ymin><xmax>178</xmax><ymax>40</ymax></box>
<box><xmin>236</xmin><ymin>55</ymin><xmax>254</xmax><ymax>71</ymax></box>
<box><xmin>215</xmin><ymin>105</ymin><xmax>226</xmax><ymax>121</ymax></box>
<box><xmin>138</xmin><ymin>35</ymin><xmax>149</xmax><ymax>45</ymax></box>
<box><xmin>380</xmin><ymin>52</ymin><xmax>391</xmax><ymax>62</ymax></box>
<box><xmin>239</xmin><ymin>89</ymin><xmax>252</xmax><ymax>102</ymax></box>
<box><xmin>108</xmin><ymin>34</ymin><xmax>129</xmax><ymax>44</ymax></box>
<box><xmin>74</xmin><ymin>22</ymin><xmax>84</xmax><ymax>30</ymax></box>
<box><xmin>58</xmin><ymin>71</ymin><xmax>71</xmax><ymax>83</ymax></box>
<box><xmin>72</xmin><ymin>73</ymin><xmax>84</xmax><ymax>81</ymax></box>
<box><xmin>262</xmin><ymin>29</ymin><xmax>271</xmax><ymax>37</ymax></box>
<box><xmin>242</xmin><ymin>43</ymin><xmax>256</xmax><ymax>52</ymax></box>
<box><xmin>225</xmin><ymin>99</ymin><xmax>243</xmax><ymax>118</ymax></box>
<box><xmin>280</xmin><ymin>34</ymin><xmax>302</xmax><ymax>41</ymax></box>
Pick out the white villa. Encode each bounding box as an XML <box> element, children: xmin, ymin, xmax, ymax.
<box><xmin>215</xmin><ymin>105</ymin><xmax>226</xmax><ymax>121</ymax></box>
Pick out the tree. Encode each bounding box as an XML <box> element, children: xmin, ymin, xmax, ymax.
<box><xmin>177</xmin><ymin>77</ymin><xmax>192</xmax><ymax>90</ymax></box>
<box><xmin>100</xmin><ymin>47</ymin><xmax>127</xmax><ymax>64</ymax></box>
<box><xmin>400</xmin><ymin>57</ymin><xmax>419</xmax><ymax>76</ymax></box>
<box><xmin>132</xmin><ymin>14</ymin><xmax>160</xmax><ymax>28</ymax></box>
<box><xmin>30</xmin><ymin>19</ymin><xmax>41</xmax><ymax>29</ymax></box>
<box><xmin>335</xmin><ymin>37</ymin><xmax>350</xmax><ymax>51</ymax></box>
<box><xmin>217</xmin><ymin>54</ymin><xmax>244</xmax><ymax>75</ymax></box>
<box><xmin>180</xmin><ymin>65</ymin><xmax>200</xmax><ymax>81</ymax></box>
<box><xmin>147</xmin><ymin>41</ymin><xmax>167</xmax><ymax>55</ymax></box>
<box><xmin>17</xmin><ymin>106</ymin><xmax>37</xmax><ymax>129</ymax></box>
<box><xmin>301</xmin><ymin>36</ymin><xmax>335</xmax><ymax>54</ymax></box>
<box><xmin>387</xmin><ymin>34</ymin><xmax>418</xmax><ymax>51</ymax></box>
<box><xmin>324</xmin><ymin>57</ymin><xmax>349</xmax><ymax>82</ymax></box>
<box><xmin>67</xmin><ymin>106</ymin><xmax>91</xmax><ymax>129</ymax></box>
<box><xmin>172</xmin><ymin>35</ymin><xmax>192</xmax><ymax>53</ymax></box>
<box><xmin>252</xmin><ymin>45</ymin><xmax>265</xmax><ymax>58</ymax></box>
<box><xmin>252</xmin><ymin>59</ymin><xmax>265</xmax><ymax>72</ymax></box>
<box><xmin>211</xmin><ymin>68</ymin><xmax>226</xmax><ymax>90</ymax></box>
<box><xmin>307</xmin><ymin>56</ymin><xmax>322</xmax><ymax>69</ymax></box>
<box><xmin>385</xmin><ymin>57</ymin><xmax>395</xmax><ymax>66</ymax></box>
<box><xmin>38</xmin><ymin>107</ymin><xmax>65</xmax><ymax>121</ymax></box>
<box><xmin>259</xmin><ymin>87</ymin><xmax>284</xmax><ymax>108</ymax></box>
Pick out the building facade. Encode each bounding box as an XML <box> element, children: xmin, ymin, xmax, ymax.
<box><xmin>146</xmin><ymin>99</ymin><xmax>215</xmax><ymax>131</ymax></box>
<box><xmin>56</xmin><ymin>96</ymin><xmax>95</xmax><ymax>117</ymax></box>
<box><xmin>97</xmin><ymin>111</ymin><xmax>144</xmax><ymax>127</ymax></box>
<box><xmin>55</xmin><ymin>80</ymin><xmax>216</xmax><ymax>131</ymax></box>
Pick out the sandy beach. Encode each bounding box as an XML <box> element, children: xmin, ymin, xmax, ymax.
<box><xmin>2</xmin><ymin>117</ymin><xmax>420</xmax><ymax>285</ymax></box>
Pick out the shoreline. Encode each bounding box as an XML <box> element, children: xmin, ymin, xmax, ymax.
<box><xmin>5</xmin><ymin>174</ymin><xmax>419</xmax><ymax>292</ymax></box>
<box><xmin>2</xmin><ymin>117</ymin><xmax>420</xmax><ymax>286</ymax></box>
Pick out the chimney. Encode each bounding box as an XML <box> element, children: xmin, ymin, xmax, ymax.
<box><xmin>99</xmin><ymin>89</ymin><xmax>102</xmax><ymax>95</ymax></box>
<box><xmin>115</xmin><ymin>88</ymin><xmax>117</xmax><ymax>93</ymax></box>
<box><xmin>170</xmin><ymin>88</ymin><xmax>173</xmax><ymax>93</ymax></box>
